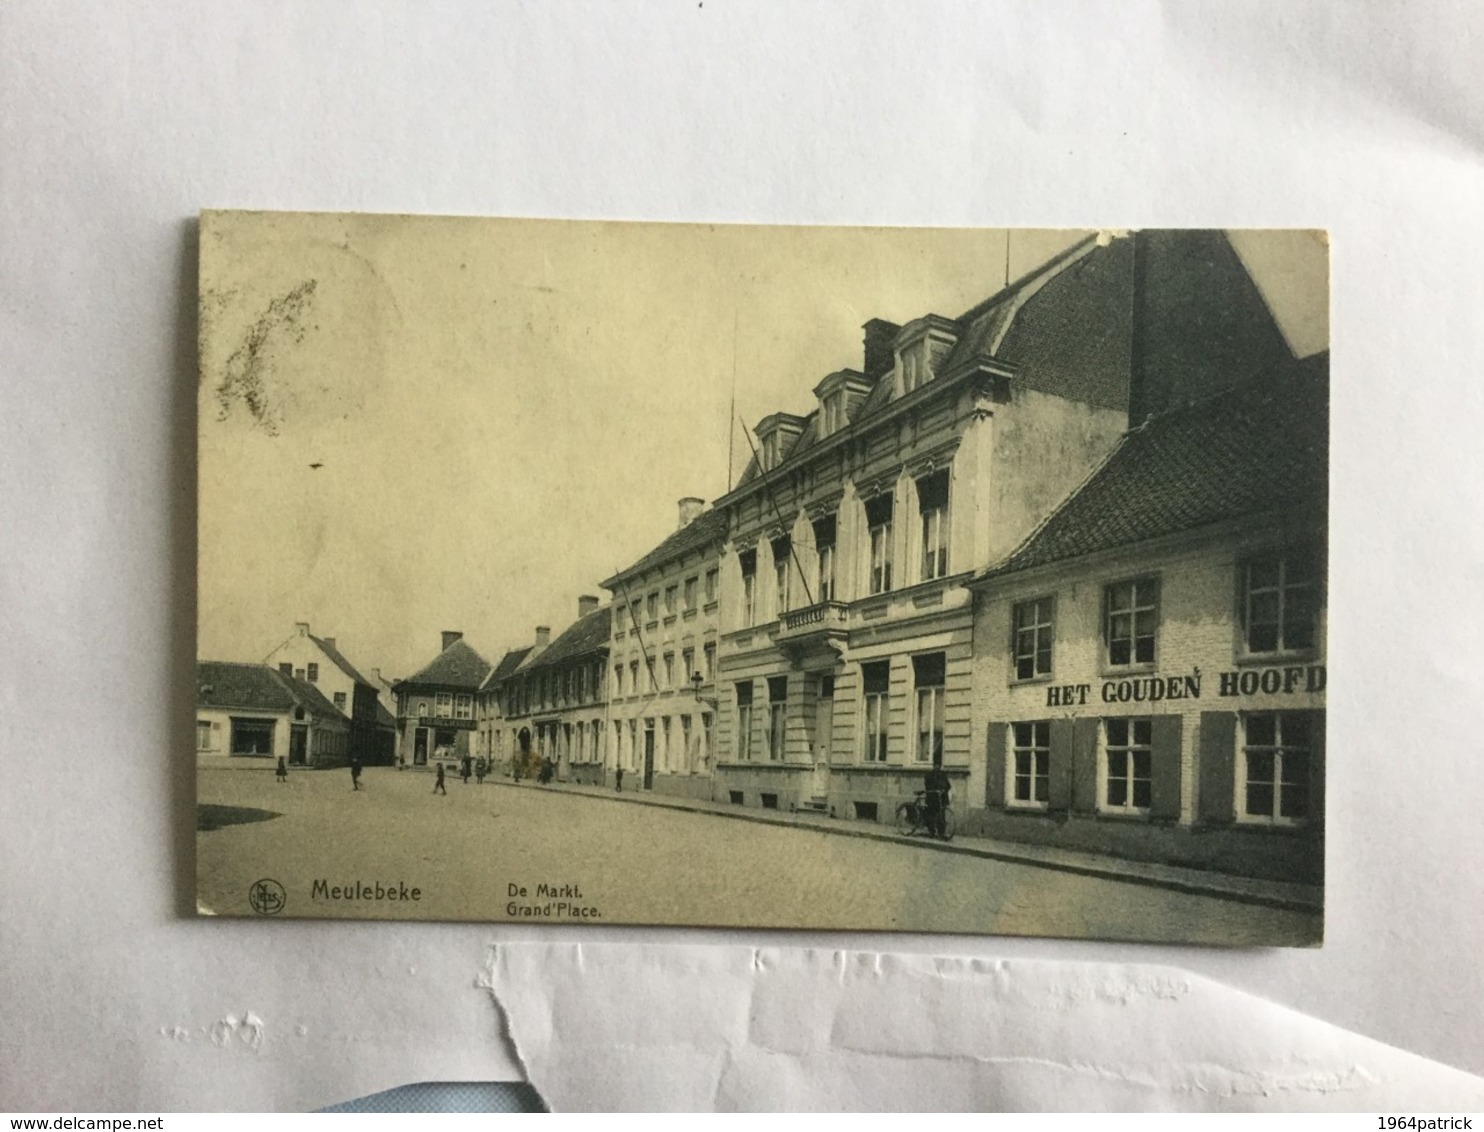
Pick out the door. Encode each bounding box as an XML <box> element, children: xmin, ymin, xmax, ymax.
<box><xmin>289</xmin><ymin>725</ymin><xmax>308</xmax><ymax>766</ymax></box>
<box><xmin>643</xmin><ymin>725</ymin><xmax>655</xmax><ymax>790</ymax></box>
<box><xmin>811</xmin><ymin>689</ymin><xmax>833</xmax><ymax>799</ymax></box>
<box><xmin>413</xmin><ymin>727</ymin><xmax>428</xmax><ymax>766</ymax></box>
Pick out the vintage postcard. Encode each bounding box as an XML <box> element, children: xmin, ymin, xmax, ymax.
<box><xmin>196</xmin><ymin>213</ymin><xmax>1328</xmax><ymax>945</ymax></box>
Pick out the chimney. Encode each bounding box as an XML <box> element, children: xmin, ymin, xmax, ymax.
<box><xmin>534</xmin><ymin>626</ymin><xmax>551</xmax><ymax>648</ymax></box>
<box><xmin>678</xmin><ymin>497</ymin><xmax>705</xmax><ymax>529</ymax></box>
<box><xmin>441</xmin><ymin>630</ymin><xmax>463</xmax><ymax>651</ymax></box>
<box><xmin>295</xmin><ymin>621</ymin><xmax>310</xmax><ymax>637</ymax></box>
<box><xmin>322</xmin><ymin>637</ymin><xmax>336</xmax><ymax>651</ymax></box>
<box><xmin>862</xmin><ymin>319</ymin><xmax>901</xmax><ymax>377</ymax></box>
<box><xmin>578</xmin><ymin>595</ymin><xmax>600</xmax><ymax>618</ymax></box>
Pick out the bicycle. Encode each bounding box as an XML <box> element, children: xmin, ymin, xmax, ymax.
<box><xmin>895</xmin><ymin>790</ymin><xmax>955</xmax><ymax>841</ymax></box>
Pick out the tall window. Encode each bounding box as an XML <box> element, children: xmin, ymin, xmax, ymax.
<box><xmin>1240</xmin><ymin>712</ymin><xmax>1311</xmax><ymax>824</ymax></box>
<box><xmin>703</xmin><ymin>642</ymin><xmax>716</xmax><ymax>681</ymax></box>
<box><xmin>614</xmin><ymin>663</ymin><xmax>623</xmax><ymax>697</ymax></box>
<box><xmin>901</xmin><ymin>343</ymin><xmax>925</xmax><ymax>392</ymax></box>
<box><xmin>772</xmin><ymin>534</ymin><xmax>792</xmax><ymax>616</ymax></box>
<box><xmin>682</xmin><ymin>647</ymin><xmax>695</xmax><ymax>682</ymax></box>
<box><xmin>865</xmin><ymin>493</ymin><xmax>894</xmax><ymax>595</ymax></box>
<box><xmin>767</xmin><ymin>676</ymin><xmax>788</xmax><ymax>761</ymax></box>
<box><xmin>917</xmin><ymin>471</ymin><xmax>949</xmax><ymax>581</ymax></box>
<box><xmin>664</xmin><ymin>584</ymin><xmax>678</xmax><ymax>616</ymax></box>
<box><xmin>1103</xmin><ymin>718</ymin><xmax>1152</xmax><ymax>813</ymax></box>
<box><xmin>814</xmin><ymin>514</ymin><xmax>837</xmax><ymax>603</ymax></box>
<box><xmin>736</xmin><ymin>682</ymin><xmax>754</xmax><ymax>761</ymax></box>
<box><xmin>614</xmin><ymin>605</ymin><xmax>626</xmax><ymax>636</ymax></box>
<box><xmin>684</xmin><ymin>576</ymin><xmax>698</xmax><ymax>611</ymax></box>
<box><xmin>646</xmin><ymin>592</ymin><xmax>659</xmax><ymax>624</ymax></box>
<box><xmin>435</xmin><ymin>692</ymin><xmax>453</xmax><ymax>717</ymax></box>
<box><xmin>645</xmin><ymin>656</ymin><xmax>656</xmax><ymax>690</ymax></box>
<box><xmin>1013</xmin><ymin>597</ymin><xmax>1055</xmax><ymax>680</ymax></box>
<box><xmin>306</xmin><ymin>663</ymin><xmax>319</xmax><ymax>683</ymax></box>
<box><xmin>1242</xmin><ymin>553</ymin><xmax>1319</xmax><ymax>655</ymax></box>
<box><xmin>1105</xmin><ymin>578</ymin><xmax>1158</xmax><ymax>666</ymax></box>
<box><xmin>912</xmin><ymin>653</ymin><xmax>945</xmax><ymax>764</ymax></box>
<box><xmin>627</xmin><ymin>719</ymin><xmax>637</xmax><ymax>768</ymax></box>
<box><xmin>861</xmin><ymin>661</ymin><xmax>890</xmax><ymax>762</ymax></box>
<box><xmin>822</xmin><ymin>390</ymin><xmax>844</xmax><ymax>435</ymax></box>
<box><xmin>196</xmin><ymin>720</ymin><xmax>212</xmax><ymax>751</ymax></box>
<box><xmin>629</xmin><ymin>660</ymin><xmax>640</xmax><ymax>693</ymax></box>
<box><xmin>662</xmin><ymin>652</ymin><xmax>675</xmax><ymax>689</ymax></box>
<box><xmin>681</xmin><ymin>714</ymin><xmax>693</xmax><ymax>770</ymax></box>
<box><xmin>739</xmin><ymin>548</ymin><xmax>757</xmax><ymax>626</ymax></box>
<box><xmin>1010</xmin><ymin>721</ymin><xmax>1050</xmax><ymax>808</ymax></box>
<box><xmin>661</xmin><ymin>716</ymin><xmax>672</xmax><ymax>770</ymax></box>
<box><xmin>702</xmin><ymin>711</ymin><xmax>714</xmax><ymax>763</ymax></box>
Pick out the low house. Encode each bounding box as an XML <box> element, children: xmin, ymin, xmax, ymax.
<box><xmin>196</xmin><ymin>660</ymin><xmax>350</xmax><ymax>767</ymax></box>
<box><xmin>965</xmin><ymin>353</ymin><xmax>1328</xmax><ymax>882</ymax></box>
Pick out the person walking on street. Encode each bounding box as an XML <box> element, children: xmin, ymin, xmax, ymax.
<box><xmin>350</xmin><ymin>756</ymin><xmax>362</xmax><ymax>791</ymax></box>
<box><xmin>460</xmin><ymin>754</ymin><xmax>471</xmax><ymax>785</ymax></box>
<box><xmin>276</xmin><ymin>756</ymin><xmax>288</xmax><ymax>784</ymax></box>
<box><xmin>614</xmin><ymin>766</ymin><xmax>624</xmax><ymax>793</ymax></box>
<box><xmin>923</xmin><ymin>750</ymin><xmax>951</xmax><ymax>840</ymax></box>
<box><xmin>475</xmin><ymin>757</ymin><xmax>487</xmax><ymax>785</ymax></box>
<box><xmin>433</xmin><ymin>762</ymin><xmax>447</xmax><ymax>795</ymax></box>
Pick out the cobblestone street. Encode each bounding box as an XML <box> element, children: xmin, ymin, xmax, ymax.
<box><xmin>197</xmin><ymin>766</ymin><xmax>1321</xmax><ymax>945</ymax></box>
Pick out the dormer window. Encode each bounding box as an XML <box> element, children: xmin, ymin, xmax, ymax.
<box><xmin>822</xmin><ymin>391</ymin><xmax>844</xmax><ymax>436</ymax></box>
<box><xmin>761</xmin><ymin>431</ymin><xmax>781</xmax><ymax>470</ymax></box>
<box><xmin>812</xmin><ymin>371</ymin><xmax>871</xmax><ymax>439</ymax></box>
<box><xmin>894</xmin><ymin>315</ymin><xmax>961</xmax><ymax>397</ymax></box>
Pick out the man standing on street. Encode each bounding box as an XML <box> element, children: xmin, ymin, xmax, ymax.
<box><xmin>923</xmin><ymin>750</ymin><xmax>950</xmax><ymax>840</ymax></box>
<box><xmin>350</xmin><ymin>756</ymin><xmax>362</xmax><ymax>792</ymax></box>
<box><xmin>433</xmin><ymin>762</ymin><xmax>447</xmax><ymax>795</ymax></box>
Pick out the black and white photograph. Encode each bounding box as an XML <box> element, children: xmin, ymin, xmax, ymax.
<box><xmin>195</xmin><ymin>213</ymin><xmax>1328</xmax><ymax>946</ymax></box>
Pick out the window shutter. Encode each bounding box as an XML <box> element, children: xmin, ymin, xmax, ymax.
<box><xmin>1197</xmin><ymin>711</ymin><xmax>1237</xmax><ymax>824</ymax></box>
<box><xmin>1070</xmin><ymin>718</ymin><xmax>1100</xmax><ymax>814</ymax></box>
<box><xmin>985</xmin><ymin>722</ymin><xmax>1007</xmax><ymax>809</ymax></box>
<box><xmin>1307</xmin><ymin>709</ymin><xmax>1326</xmax><ymax>829</ymax></box>
<box><xmin>1047</xmin><ymin>717</ymin><xmax>1075</xmax><ymax>812</ymax></box>
<box><xmin>1149</xmin><ymin>714</ymin><xmax>1184</xmax><ymax>820</ymax></box>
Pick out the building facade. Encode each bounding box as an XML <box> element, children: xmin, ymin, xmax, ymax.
<box><xmin>264</xmin><ymin>622</ymin><xmax>392</xmax><ymax>764</ymax></box>
<box><xmin>481</xmin><ymin>598</ymin><xmax>611</xmax><ymax>783</ymax></box>
<box><xmin>196</xmin><ymin>660</ymin><xmax>350</xmax><ymax>767</ymax></box>
<box><xmin>392</xmin><ymin>631</ymin><xmax>492</xmax><ymax>767</ymax></box>
<box><xmin>709</xmin><ymin>229</ymin><xmax>1299</xmax><ymax>827</ymax></box>
<box><xmin>966</xmin><ymin>354</ymin><xmax>1328</xmax><ymax>881</ymax></box>
<box><xmin>599</xmin><ymin>499</ymin><xmax>726</xmax><ymax>798</ymax></box>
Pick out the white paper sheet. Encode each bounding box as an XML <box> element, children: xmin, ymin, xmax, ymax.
<box><xmin>487</xmin><ymin>944</ymin><xmax>1484</xmax><ymax>1111</ymax></box>
<box><xmin>3</xmin><ymin>0</ymin><xmax>1484</xmax><ymax>1112</ymax></box>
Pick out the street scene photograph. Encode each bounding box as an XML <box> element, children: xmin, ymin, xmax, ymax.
<box><xmin>196</xmin><ymin>213</ymin><xmax>1328</xmax><ymax>945</ymax></box>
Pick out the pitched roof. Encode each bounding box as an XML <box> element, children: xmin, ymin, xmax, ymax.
<box><xmin>519</xmin><ymin>605</ymin><xmax>612</xmax><ymax>673</ymax></box>
<box><xmin>979</xmin><ymin>353</ymin><xmax>1328</xmax><ymax>580</ymax></box>
<box><xmin>309</xmin><ymin>634</ymin><xmax>372</xmax><ymax>687</ymax></box>
<box><xmin>603</xmin><ymin>507</ymin><xmax>728</xmax><ymax>588</ymax></box>
<box><xmin>397</xmin><ymin>638</ymin><xmax>492</xmax><ymax>691</ymax></box>
<box><xmin>196</xmin><ymin>661</ymin><xmax>345</xmax><ymax>722</ymax></box>
<box><xmin>726</xmin><ymin>230</ymin><xmax>1296</xmax><ymax>495</ymax></box>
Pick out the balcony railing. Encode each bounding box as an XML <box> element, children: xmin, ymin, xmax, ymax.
<box><xmin>778</xmin><ymin>601</ymin><xmax>849</xmax><ymax>638</ymax></box>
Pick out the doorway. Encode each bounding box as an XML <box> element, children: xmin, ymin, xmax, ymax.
<box><xmin>289</xmin><ymin>724</ymin><xmax>308</xmax><ymax>766</ymax></box>
<box><xmin>643</xmin><ymin>721</ymin><xmax>655</xmax><ymax>790</ymax></box>
<box><xmin>810</xmin><ymin>674</ymin><xmax>834</xmax><ymax>802</ymax></box>
<box><xmin>413</xmin><ymin>727</ymin><xmax>428</xmax><ymax>766</ymax></box>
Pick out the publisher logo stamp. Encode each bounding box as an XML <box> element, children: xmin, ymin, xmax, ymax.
<box><xmin>249</xmin><ymin>878</ymin><xmax>286</xmax><ymax>916</ymax></box>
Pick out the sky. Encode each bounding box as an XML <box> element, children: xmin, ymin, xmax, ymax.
<box><xmin>197</xmin><ymin>216</ymin><xmax>1328</xmax><ymax>681</ymax></box>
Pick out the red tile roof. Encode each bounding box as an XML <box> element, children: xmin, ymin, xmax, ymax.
<box><xmin>979</xmin><ymin>353</ymin><xmax>1328</xmax><ymax>580</ymax></box>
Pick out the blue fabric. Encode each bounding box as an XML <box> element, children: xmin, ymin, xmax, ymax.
<box><xmin>320</xmin><ymin>1082</ymin><xmax>545</xmax><ymax>1113</ymax></box>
